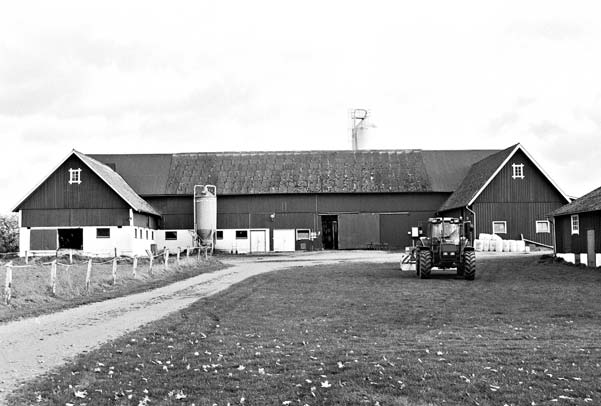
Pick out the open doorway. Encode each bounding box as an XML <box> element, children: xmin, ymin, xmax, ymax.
<box><xmin>321</xmin><ymin>215</ymin><xmax>338</xmax><ymax>249</ymax></box>
<box><xmin>58</xmin><ymin>228</ymin><xmax>83</xmax><ymax>250</ymax></box>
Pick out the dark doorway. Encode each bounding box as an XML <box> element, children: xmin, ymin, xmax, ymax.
<box><xmin>321</xmin><ymin>215</ymin><xmax>338</xmax><ymax>249</ymax></box>
<box><xmin>58</xmin><ymin>228</ymin><xmax>83</xmax><ymax>250</ymax></box>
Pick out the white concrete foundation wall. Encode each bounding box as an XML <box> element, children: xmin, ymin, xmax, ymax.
<box><xmin>556</xmin><ymin>253</ymin><xmax>576</xmax><ymax>264</ymax></box>
<box><xmin>215</xmin><ymin>229</ymin><xmax>252</xmax><ymax>253</ymax></box>
<box><xmin>155</xmin><ymin>229</ymin><xmax>195</xmax><ymax>253</ymax></box>
<box><xmin>19</xmin><ymin>227</ymin><xmax>30</xmax><ymax>257</ymax></box>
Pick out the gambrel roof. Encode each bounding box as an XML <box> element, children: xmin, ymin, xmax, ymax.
<box><xmin>92</xmin><ymin>149</ymin><xmax>498</xmax><ymax>196</ymax></box>
<box><xmin>550</xmin><ymin>185</ymin><xmax>601</xmax><ymax>217</ymax></box>
<box><xmin>439</xmin><ymin>143</ymin><xmax>570</xmax><ymax>211</ymax></box>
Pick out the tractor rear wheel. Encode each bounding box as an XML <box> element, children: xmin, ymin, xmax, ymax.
<box><xmin>463</xmin><ymin>250</ymin><xmax>476</xmax><ymax>280</ymax></box>
<box><xmin>419</xmin><ymin>250</ymin><xmax>432</xmax><ymax>279</ymax></box>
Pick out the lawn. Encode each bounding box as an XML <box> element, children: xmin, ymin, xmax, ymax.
<box><xmin>7</xmin><ymin>255</ymin><xmax>601</xmax><ymax>405</ymax></box>
<box><xmin>0</xmin><ymin>253</ymin><xmax>224</xmax><ymax>323</ymax></box>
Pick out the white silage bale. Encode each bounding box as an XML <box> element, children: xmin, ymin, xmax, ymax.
<box><xmin>489</xmin><ymin>240</ymin><xmax>496</xmax><ymax>251</ymax></box>
<box><xmin>495</xmin><ymin>239</ymin><xmax>504</xmax><ymax>252</ymax></box>
<box><xmin>482</xmin><ymin>239</ymin><xmax>490</xmax><ymax>251</ymax></box>
<box><xmin>515</xmin><ymin>240</ymin><xmax>526</xmax><ymax>252</ymax></box>
<box><xmin>473</xmin><ymin>239</ymin><xmax>483</xmax><ymax>251</ymax></box>
<box><xmin>479</xmin><ymin>233</ymin><xmax>491</xmax><ymax>241</ymax></box>
<box><xmin>508</xmin><ymin>240</ymin><xmax>517</xmax><ymax>252</ymax></box>
<box><xmin>502</xmin><ymin>240</ymin><xmax>510</xmax><ymax>252</ymax></box>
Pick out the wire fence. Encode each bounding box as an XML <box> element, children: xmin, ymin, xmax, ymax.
<box><xmin>1</xmin><ymin>246</ymin><xmax>211</xmax><ymax>306</ymax></box>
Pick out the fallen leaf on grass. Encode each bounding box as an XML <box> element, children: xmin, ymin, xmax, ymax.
<box><xmin>321</xmin><ymin>381</ymin><xmax>331</xmax><ymax>388</ymax></box>
<box><xmin>74</xmin><ymin>389</ymin><xmax>87</xmax><ymax>398</ymax></box>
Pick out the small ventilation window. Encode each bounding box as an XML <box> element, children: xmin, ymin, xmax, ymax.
<box><xmin>68</xmin><ymin>168</ymin><xmax>82</xmax><ymax>184</ymax></box>
<box><xmin>96</xmin><ymin>228</ymin><xmax>110</xmax><ymax>238</ymax></box>
<box><xmin>166</xmin><ymin>231</ymin><xmax>178</xmax><ymax>240</ymax></box>
<box><xmin>536</xmin><ymin>220</ymin><xmax>550</xmax><ymax>233</ymax></box>
<box><xmin>512</xmin><ymin>163</ymin><xmax>524</xmax><ymax>179</ymax></box>
<box><xmin>492</xmin><ymin>221</ymin><xmax>507</xmax><ymax>234</ymax></box>
<box><xmin>296</xmin><ymin>229</ymin><xmax>310</xmax><ymax>240</ymax></box>
<box><xmin>235</xmin><ymin>230</ymin><xmax>248</xmax><ymax>239</ymax></box>
<box><xmin>216</xmin><ymin>230</ymin><xmax>224</xmax><ymax>240</ymax></box>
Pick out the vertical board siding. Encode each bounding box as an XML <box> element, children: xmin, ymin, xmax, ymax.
<box><xmin>133</xmin><ymin>212</ymin><xmax>159</xmax><ymax>229</ymax></box>
<box><xmin>19</xmin><ymin>155</ymin><xmax>129</xmax><ymax>210</ymax></box>
<box><xmin>472</xmin><ymin>149</ymin><xmax>567</xmax><ymax>246</ymax></box>
<box><xmin>22</xmin><ymin>209</ymin><xmax>130</xmax><ymax>227</ymax></box>
<box><xmin>338</xmin><ymin>213</ymin><xmax>380</xmax><ymax>249</ymax></box>
<box><xmin>30</xmin><ymin>229</ymin><xmax>58</xmax><ymax>250</ymax></box>
<box><xmin>555</xmin><ymin>211</ymin><xmax>601</xmax><ymax>253</ymax></box>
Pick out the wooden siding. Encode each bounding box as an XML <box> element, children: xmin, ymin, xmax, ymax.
<box><xmin>19</xmin><ymin>155</ymin><xmax>130</xmax><ymax>210</ymax></box>
<box><xmin>555</xmin><ymin>211</ymin><xmax>601</xmax><ymax>253</ymax></box>
<box><xmin>30</xmin><ymin>229</ymin><xmax>57</xmax><ymax>250</ymax></box>
<box><xmin>22</xmin><ymin>208</ymin><xmax>130</xmax><ymax>227</ymax></box>
<box><xmin>133</xmin><ymin>212</ymin><xmax>159</xmax><ymax>229</ymax></box>
<box><xmin>471</xmin><ymin>150</ymin><xmax>566</xmax><ymax>245</ymax></box>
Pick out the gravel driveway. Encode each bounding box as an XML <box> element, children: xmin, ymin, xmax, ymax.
<box><xmin>0</xmin><ymin>250</ymin><xmax>397</xmax><ymax>400</ymax></box>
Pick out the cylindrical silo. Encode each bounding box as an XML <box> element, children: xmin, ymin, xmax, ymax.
<box><xmin>194</xmin><ymin>185</ymin><xmax>217</xmax><ymax>245</ymax></box>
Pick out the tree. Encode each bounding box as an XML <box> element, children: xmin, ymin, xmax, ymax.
<box><xmin>0</xmin><ymin>213</ymin><xmax>19</xmax><ymax>253</ymax></box>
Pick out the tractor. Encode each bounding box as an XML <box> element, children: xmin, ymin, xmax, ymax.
<box><xmin>415</xmin><ymin>217</ymin><xmax>476</xmax><ymax>280</ymax></box>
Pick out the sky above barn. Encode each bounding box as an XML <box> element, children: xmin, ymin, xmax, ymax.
<box><xmin>1</xmin><ymin>1</ymin><xmax>600</xmax><ymax>213</ymax></box>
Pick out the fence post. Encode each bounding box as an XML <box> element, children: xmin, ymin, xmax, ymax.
<box><xmin>25</xmin><ymin>250</ymin><xmax>29</xmax><ymax>264</ymax></box>
<box><xmin>186</xmin><ymin>247</ymin><xmax>190</xmax><ymax>262</ymax></box>
<box><xmin>147</xmin><ymin>250</ymin><xmax>154</xmax><ymax>276</ymax></box>
<box><xmin>164</xmin><ymin>249</ymin><xmax>169</xmax><ymax>270</ymax></box>
<box><xmin>4</xmin><ymin>261</ymin><xmax>13</xmax><ymax>305</ymax></box>
<box><xmin>197</xmin><ymin>247</ymin><xmax>201</xmax><ymax>261</ymax></box>
<box><xmin>204</xmin><ymin>246</ymin><xmax>208</xmax><ymax>260</ymax></box>
<box><xmin>51</xmin><ymin>260</ymin><xmax>57</xmax><ymax>295</ymax></box>
<box><xmin>112</xmin><ymin>257</ymin><xmax>117</xmax><ymax>285</ymax></box>
<box><xmin>69</xmin><ymin>250</ymin><xmax>73</xmax><ymax>264</ymax></box>
<box><xmin>177</xmin><ymin>247</ymin><xmax>181</xmax><ymax>266</ymax></box>
<box><xmin>132</xmin><ymin>255</ymin><xmax>138</xmax><ymax>277</ymax></box>
<box><xmin>86</xmin><ymin>259</ymin><xmax>92</xmax><ymax>293</ymax></box>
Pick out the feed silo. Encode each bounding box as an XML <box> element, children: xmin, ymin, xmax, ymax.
<box><xmin>193</xmin><ymin>185</ymin><xmax>217</xmax><ymax>246</ymax></box>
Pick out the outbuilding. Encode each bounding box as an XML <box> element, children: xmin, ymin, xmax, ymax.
<box><xmin>550</xmin><ymin>186</ymin><xmax>601</xmax><ymax>267</ymax></box>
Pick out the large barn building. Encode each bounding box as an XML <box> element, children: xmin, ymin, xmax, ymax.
<box><xmin>13</xmin><ymin>143</ymin><xmax>570</xmax><ymax>256</ymax></box>
<box><xmin>550</xmin><ymin>185</ymin><xmax>601</xmax><ymax>267</ymax></box>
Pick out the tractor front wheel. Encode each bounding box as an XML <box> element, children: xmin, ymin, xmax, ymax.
<box><xmin>463</xmin><ymin>250</ymin><xmax>476</xmax><ymax>280</ymax></box>
<box><xmin>419</xmin><ymin>250</ymin><xmax>432</xmax><ymax>279</ymax></box>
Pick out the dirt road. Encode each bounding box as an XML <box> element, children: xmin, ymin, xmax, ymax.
<box><xmin>0</xmin><ymin>251</ymin><xmax>397</xmax><ymax>399</ymax></box>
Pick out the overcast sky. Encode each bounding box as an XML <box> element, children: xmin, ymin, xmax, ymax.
<box><xmin>1</xmin><ymin>1</ymin><xmax>600</xmax><ymax>213</ymax></box>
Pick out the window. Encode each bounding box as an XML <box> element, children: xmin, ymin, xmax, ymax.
<box><xmin>96</xmin><ymin>228</ymin><xmax>110</xmax><ymax>238</ymax></box>
<box><xmin>166</xmin><ymin>231</ymin><xmax>178</xmax><ymax>240</ymax></box>
<box><xmin>512</xmin><ymin>163</ymin><xmax>524</xmax><ymax>179</ymax></box>
<box><xmin>134</xmin><ymin>229</ymin><xmax>137</xmax><ymax>239</ymax></box>
<box><xmin>146</xmin><ymin>230</ymin><xmax>148</xmax><ymax>240</ymax></box>
<box><xmin>296</xmin><ymin>229</ymin><xmax>310</xmax><ymax>240</ymax></box>
<box><xmin>571</xmin><ymin>215</ymin><xmax>579</xmax><ymax>235</ymax></box>
<box><xmin>152</xmin><ymin>231</ymin><xmax>154</xmax><ymax>240</ymax></box>
<box><xmin>216</xmin><ymin>230</ymin><xmax>223</xmax><ymax>240</ymax></box>
<box><xmin>536</xmin><ymin>220</ymin><xmax>550</xmax><ymax>233</ymax></box>
<box><xmin>492</xmin><ymin>221</ymin><xmax>507</xmax><ymax>234</ymax></box>
<box><xmin>235</xmin><ymin>230</ymin><xmax>248</xmax><ymax>239</ymax></box>
<box><xmin>68</xmin><ymin>168</ymin><xmax>82</xmax><ymax>184</ymax></box>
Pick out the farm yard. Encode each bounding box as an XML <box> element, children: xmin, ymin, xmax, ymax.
<box><xmin>6</xmin><ymin>253</ymin><xmax>601</xmax><ymax>405</ymax></box>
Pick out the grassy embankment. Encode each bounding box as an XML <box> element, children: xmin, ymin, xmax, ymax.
<box><xmin>0</xmin><ymin>252</ymin><xmax>224</xmax><ymax>323</ymax></box>
<box><xmin>8</xmin><ymin>255</ymin><xmax>601</xmax><ymax>405</ymax></box>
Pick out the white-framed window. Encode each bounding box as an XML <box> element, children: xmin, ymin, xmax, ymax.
<box><xmin>512</xmin><ymin>163</ymin><xmax>524</xmax><ymax>179</ymax></box>
<box><xmin>536</xmin><ymin>220</ymin><xmax>550</xmax><ymax>233</ymax></box>
<box><xmin>571</xmin><ymin>214</ymin><xmax>579</xmax><ymax>235</ymax></box>
<box><xmin>68</xmin><ymin>168</ymin><xmax>82</xmax><ymax>184</ymax></box>
<box><xmin>96</xmin><ymin>228</ymin><xmax>110</xmax><ymax>238</ymax></box>
<box><xmin>166</xmin><ymin>231</ymin><xmax>178</xmax><ymax>240</ymax></box>
<box><xmin>492</xmin><ymin>221</ymin><xmax>507</xmax><ymax>234</ymax></box>
<box><xmin>235</xmin><ymin>230</ymin><xmax>248</xmax><ymax>239</ymax></box>
<box><xmin>296</xmin><ymin>229</ymin><xmax>310</xmax><ymax>240</ymax></box>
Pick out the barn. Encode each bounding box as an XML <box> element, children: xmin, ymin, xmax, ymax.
<box><xmin>550</xmin><ymin>185</ymin><xmax>601</xmax><ymax>267</ymax></box>
<box><xmin>13</xmin><ymin>143</ymin><xmax>570</xmax><ymax>256</ymax></box>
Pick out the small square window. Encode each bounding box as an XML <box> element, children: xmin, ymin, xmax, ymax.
<box><xmin>235</xmin><ymin>230</ymin><xmax>248</xmax><ymax>239</ymax></box>
<box><xmin>152</xmin><ymin>231</ymin><xmax>154</xmax><ymax>240</ymax></box>
<box><xmin>166</xmin><ymin>231</ymin><xmax>178</xmax><ymax>240</ymax></box>
<box><xmin>96</xmin><ymin>228</ymin><xmax>110</xmax><ymax>238</ymax></box>
<box><xmin>68</xmin><ymin>168</ymin><xmax>82</xmax><ymax>184</ymax></box>
<box><xmin>134</xmin><ymin>229</ymin><xmax>137</xmax><ymax>239</ymax></box>
<box><xmin>536</xmin><ymin>220</ymin><xmax>550</xmax><ymax>233</ymax></box>
<box><xmin>216</xmin><ymin>230</ymin><xmax>224</xmax><ymax>240</ymax></box>
<box><xmin>512</xmin><ymin>163</ymin><xmax>524</xmax><ymax>179</ymax></box>
<box><xmin>146</xmin><ymin>230</ymin><xmax>148</xmax><ymax>240</ymax></box>
<box><xmin>492</xmin><ymin>221</ymin><xmax>507</xmax><ymax>234</ymax></box>
<box><xmin>296</xmin><ymin>229</ymin><xmax>310</xmax><ymax>240</ymax></box>
<box><xmin>571</xmin><ymin>215</ymin><xmax>579</xmax><ymax>235</ymax></box>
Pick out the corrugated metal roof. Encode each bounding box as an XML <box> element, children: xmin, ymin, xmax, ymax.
<box><xmin>550</xmin><ymin>185</ymin><xmax>601</xmax><ymax>216</ymax></box>
<box><xmin>438</xmin><ymin>145</ymin><xmax>517</xmax><ymax>211</ymax></box>
<box><xmin>92</xmin><ymin>149</ymin><xmax>499</xmax><ymax>196</ymax></box>
<box><xmin>75</xmin><ymin>152</ymin><xmax>161</xmax><ymax>216</ymax></box>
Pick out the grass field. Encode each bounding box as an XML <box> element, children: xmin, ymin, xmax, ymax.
<box><xmin>0</xmin><ymin>253</ymin><xmax>224</xmax><ymax>323</ymax></box>
<box><xmin>8</xmin><ymin>255</ymin><xmax>601</xmax><ymax>405</ymax></box>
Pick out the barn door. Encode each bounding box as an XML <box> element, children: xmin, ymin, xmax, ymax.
<box><xmin>250</xmin><ymin>230</ymin><xmax>267</xmax><ymax>253</ymax></box>
<box><xmin>587</xmin><ymin>229</ymin><xmax>595</xmax><ymax>267</ymax></box>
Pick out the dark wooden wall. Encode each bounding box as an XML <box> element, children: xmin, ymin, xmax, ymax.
<box><xmin>472</xmin><ymin>150</ymin><xmax>567</xmax><ymax>245</ymax></box>
<box><xmin>22</xmin><ymin>208</ymin><xmax>130</xmax><ymax>227</ymax></box>
<box><xmin>555</xmin><ymin>211</ymin><xmax>601</xmax><ymax>253</ymax></box>
<box><xmin>146</xmin><ymin>192</ymin><xmax>448</xmax><ymax>249</ymax></box>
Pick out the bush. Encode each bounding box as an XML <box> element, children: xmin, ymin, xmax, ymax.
<box><xmin>0</xmin><ymin>213</ymin><xmax>19</xmax><ymax>253</ymax></box>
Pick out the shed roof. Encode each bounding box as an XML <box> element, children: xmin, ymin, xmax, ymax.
<box><xmin>550</xmin><ymin>185</ymin><xmax>601</xmax><ymax>217</ymax></box>
<box><xmin>92</xmin><ymin>149</ymin><xmax>499</xmax><ymax>196</ymax></box>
